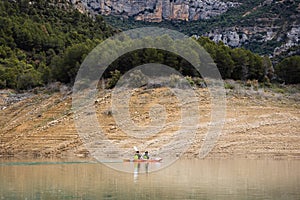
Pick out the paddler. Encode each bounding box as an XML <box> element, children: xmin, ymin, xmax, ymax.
<box><xmin>142</xmin><ymin>151</ymin><xmax>149</xmax><ymax>160</ymax></box>
<box><xmin>134</xmin><ymin>151</ymin><xmax>141</xmax><ymax>160</ymax></box>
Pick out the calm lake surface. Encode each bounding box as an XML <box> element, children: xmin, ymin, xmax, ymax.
<box><xmin>0</xmin><ymin>159</ymin><xmax>299</xmax><ymax>200</ymax></box>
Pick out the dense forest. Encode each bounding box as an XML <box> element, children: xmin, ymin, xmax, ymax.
<box><xmin>0</xmin><ymin>0</ymin><xmax>115</xmax><ymax>90</ymax></box>
<box><xmin>103</xmin><ymin>36</ymin><xmax>272</xmax><ymax>85</ymax></box>
<box><xmin>0</xmin><ymin>0</ymin><xmax>299</xmax><ymax>91</ymax></box>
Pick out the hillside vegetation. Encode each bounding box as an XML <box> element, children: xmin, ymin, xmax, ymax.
<box><xmin>0</xmin><ymin>0</ymin><xmax>299</xmax><ymax>92</ymax></box>
<box><xmin>0</xmin><ymin>0</ymin><xmax>115</xmax><ymax>90</ymax></box>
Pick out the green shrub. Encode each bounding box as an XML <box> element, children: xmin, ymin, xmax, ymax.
<box><xmin>169</xmin><ymin>74</ymin><xmax>182</xmax><ymax>88</ymax></box>
<box><xmin>107</xmin><ymin>70</ymin><xmax>121</xmax><ymax>89</ymax></box>
<box><xmin>185</xmin><ymin>76</ymin><xmax>194</xmax><ymax>86</ymax></box>
<box><xmin>224</xmin><ymin>83</ymin><xmax>235</xmax><ymax>90</ymax></box>
<box><xmin>275</xmin><ymin>56</ymin><xmax>300</xmax><ymax>84</ymax></box>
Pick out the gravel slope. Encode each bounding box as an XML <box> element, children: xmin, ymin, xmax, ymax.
<box><xmin>0</xmin><ymin>85</ymin><xmax>299</xmax><ymax>159</ymax></box>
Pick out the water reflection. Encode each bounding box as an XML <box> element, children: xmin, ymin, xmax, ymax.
<box><xmin>133</xmin><ymin>162</ymin><xmax>151</xmax><ymax>182</ymax></box>
<box><xmin>0</xmin><ymin>159</ymin><xmax>299</xmax><ymax>199</ymax></box>
<box><xmin>133</xmin><ymin>162</ymin><xmax>140</xmax><ymax>182</ymax></box>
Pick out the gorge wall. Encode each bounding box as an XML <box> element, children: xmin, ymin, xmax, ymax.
<box><xmin>70</xmin><ymin>0</ymin><xmax>300</xmax><ymax>56</ymax></box>
<box><xmin>74</xmin><ymin>0</ymin><xmax>239</xmax><ymax>22</ymax></box>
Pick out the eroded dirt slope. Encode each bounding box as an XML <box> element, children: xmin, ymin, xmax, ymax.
<box><xmin>0</xmin><ymin>86</ymin><xmax>299</xmax><ymax>159</ymax></box>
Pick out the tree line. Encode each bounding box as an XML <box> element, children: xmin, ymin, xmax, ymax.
<box><xmin>197</xmin><ymin>38</ymin><xmax>299</xmax><ymax>84</ymax></box>
<box><xmin>104</xmin><ymin>36</ymin><xmax>299</xmax><ymax>86</ymax></box>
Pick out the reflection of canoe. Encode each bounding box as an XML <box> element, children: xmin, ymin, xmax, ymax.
<box><xmin>123</xmin><ymin>158</ymin><xmax>163</xmax><ymax>163</ymax></box>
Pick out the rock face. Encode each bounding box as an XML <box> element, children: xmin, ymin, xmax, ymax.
<box><xmin>70</xmin><ymin>0</ymin><xmax>299</xmax><ymax>56</ymax></box>
<box><xmin>203</xmin><ymin>24</ymin><xmax>300</xmax><ymax>55</ymax></box>
<box><xmin>274</xmin><ymin>26</ymin><xmax>300</xmax><ymax>56</ymax></box>
<box><xmin>206</xmin><ymin>30</ymin><xmax>248</xmax><ymax>47</ymax></box>
<box><xmin>76</xmin><ymin>0</ymin><xmax>239</xmax><ymax>22</ymax></box>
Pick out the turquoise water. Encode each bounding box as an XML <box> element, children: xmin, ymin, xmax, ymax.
<box><xmin>0</xmin><ymin>159</ymin><xmax>299</xmax><ymax>199</ymax></box>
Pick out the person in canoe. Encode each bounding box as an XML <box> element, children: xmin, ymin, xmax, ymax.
<box><xmin>134</xmin><ymin>151</ymin><xmax>141</xmax><ymax>160</ymax></box>
<box><xmin>142</xmin><ymin>151</ymin><xmax>149</xmax><ymax>160</ymax></box>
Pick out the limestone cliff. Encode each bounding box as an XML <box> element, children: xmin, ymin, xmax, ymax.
<box><xmin>75</xmin><ymin>0</ymin><xmax>239</xmax><ymax>22</ymax></box>
<box><xmin>202</xmin><ymin>24</ymin><xmax>300</xmax><ymax>56</ymax></box>
<box><xmin>70</xmin><ymin>0</ymin><xmax>300</xmax><ymax>56</ymax></box>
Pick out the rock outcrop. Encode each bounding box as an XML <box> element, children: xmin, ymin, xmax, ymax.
<box><xmin>203</xmin><ymin>24</ymin><xmax>300</xmax><ymax>56</ymax></box>
<box><xmin>274</xmin><ymin>26</ymin><xmax>300</xmax><ymax>56</ymax></box>
<box><xmin>75</xmin><ymin>0</ymin><xmax>239</xmax><ymax>22</ymax></box>
<box><xmin>206</xmin><ymin>30</ymin><xmax>248</xmax><ymax>47</ymax></box>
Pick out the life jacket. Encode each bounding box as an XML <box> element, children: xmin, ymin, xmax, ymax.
<box><xmin>134</xmin><ymin>154</ymin><xmax>140</xmax><ymax>160</ymax></box>
<box><xmin>143</xmin><ymin>154</ymin><xmax>149</xmax><ymax>159</ymax></box>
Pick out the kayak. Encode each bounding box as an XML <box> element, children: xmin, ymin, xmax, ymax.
<box><xmin>123</xmin><ymin>158</ymin><xmax>162</xmax><ymax>163</ymax></box>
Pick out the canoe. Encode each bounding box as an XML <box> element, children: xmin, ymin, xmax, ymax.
<box><xmin>123</xmin><ymin>158</ymin><xmax>162</xmax><ymax>163</ymax></box>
